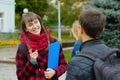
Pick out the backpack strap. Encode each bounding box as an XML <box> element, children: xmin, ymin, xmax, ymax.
<box><xmin>76</xmin><ymin>48</ymin><xmax>120</xmax><ymax>62</ymax></box>
<box><xmin>18</xmin><ymin>43</ymin><xmax>28</xmax><ymax>56</ymax></box>
<box><xmin>18</xmin><ymin>43</ymin><xmax>29</xmax><ymax>60</ymax></box>
<box><xmin>102</xmin><ymin>48</ymin><xmax>120</xmax><ymax>61</ymax></box>
<box><xmin>76</xmin><ymin>52</ymin><xmax>96</xmax><ymax>61</ymax></box>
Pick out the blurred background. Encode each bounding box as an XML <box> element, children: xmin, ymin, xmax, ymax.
<box><xmin>0</xmin><ymin>0</ymin><xmax>120</xmax><ymax>61</ymax></box>
<box><xmin>0</xmin><ymin>0</ymin><xmax>120</xmax><ymax>79</ymax></box>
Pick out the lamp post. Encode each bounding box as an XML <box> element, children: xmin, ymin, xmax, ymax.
<box><xmin>58</xmin><ymin>0</ymin><xmax>61</xmax><ymax>41</ymax></box>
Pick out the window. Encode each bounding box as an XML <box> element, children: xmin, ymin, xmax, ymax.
<box><xmin>0</xmin><ymin>13</ymin><xmax>4</xmax><ymax>32</ymax></box>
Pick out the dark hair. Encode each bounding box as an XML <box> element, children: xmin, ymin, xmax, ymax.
<box><xmin>21</xmin><ymin>12</ymin><xmax>49</xmax><ymax>49</ymax></box>
<box><xmin>21</xmin><ymin>12</ymin><xmax>44</xmax><ymax>33</ymax></box>
<box><xmin>79</xmin><ymin>9</ymin><xmax>106</xmax><ymax>38</ymax></box>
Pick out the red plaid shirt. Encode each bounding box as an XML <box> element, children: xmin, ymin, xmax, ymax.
<box><xmin>16</xmin><ymin>43</ymin><xmax>67</xmax><ymax>80</ymax></box>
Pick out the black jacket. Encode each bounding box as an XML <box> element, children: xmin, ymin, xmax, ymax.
<box><xmin>66</xmin><ymin>39</ymin><xmax>109</xmax><ymax>80</ymax></box>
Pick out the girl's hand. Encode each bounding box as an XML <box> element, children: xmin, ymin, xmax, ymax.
<box><xmin>44</xmin><ymin>68</ymin><xmax>56</xmax><ymax>79</ymax></box>
<box><xmin>29</xmin><ymin>49</ymin><xmax>38</xmax><ymax>62</ymax></box>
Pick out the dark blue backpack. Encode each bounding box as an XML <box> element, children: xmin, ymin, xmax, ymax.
<box><xmin>77</xmin><ymin>48</ymin><xmax>120</xmax><ymax>80</ymax></box>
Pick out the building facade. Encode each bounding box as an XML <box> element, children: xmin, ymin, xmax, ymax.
<box><xmin>0</xmin><ymin>0</ymin><xmax>15</xmax><ymax>32</ymax></box>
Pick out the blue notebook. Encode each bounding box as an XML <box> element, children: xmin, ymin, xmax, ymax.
<box><xmin>48</xmin><ymin>41</ymin><xmax>60</xmax><ymax>69</ymax></box>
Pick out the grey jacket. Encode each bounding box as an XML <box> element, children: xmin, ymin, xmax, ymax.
<box><xmin>66</xmin><ymin>39</ymin><xmax>109</xmax><ymax>80</ymax></box>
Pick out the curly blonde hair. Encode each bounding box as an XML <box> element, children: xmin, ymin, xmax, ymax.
<box><xmin>71</xmin><ymin>20</ymin><xmax>79</xmax><ymax>40</ymax></box>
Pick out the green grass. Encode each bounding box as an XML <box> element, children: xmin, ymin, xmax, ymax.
<box><xmin>51</xmin><ymin>31</ymin><xmax>75</xmax><ymax>41</ymax></box>
<box><xmin>64</xmin><ymin>51</ymin><xmax>72</xmax><ymax>62</ymax></box>
<box><xmin>0</xmin><ymin>33</ymin><xmax>20</xmax><ymax>40</ymax></box>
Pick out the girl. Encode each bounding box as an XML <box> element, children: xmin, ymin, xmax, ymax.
<box><xmin>16</xmin><ymin>12</ymin><xmax>67</xmax><ymax>80</ymax></box>
<box><xmin>71</xmin><ymin>20</ymin><xmax>81</xmax><ymax>57</ymax></box>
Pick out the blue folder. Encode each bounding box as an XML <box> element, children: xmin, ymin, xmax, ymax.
<box><xmin>48</xmin><ymin>41</ymin><xmax>60</xmax><ymax>69</ymax></box>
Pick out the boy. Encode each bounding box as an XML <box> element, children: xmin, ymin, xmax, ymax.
<box><xmin>66</xmin><ymin>9</ymin><xmax>108</xmax><ymax>80</ymax></box>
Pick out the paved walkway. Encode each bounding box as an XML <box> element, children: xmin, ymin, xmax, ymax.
<box><xmin>0</xmin><ymin>63</ymin><xmax>17</xmax><ymax>80</ymax></box>
<box><xmin>0</xmin><ymin>46</ymin><xmax>67</xmax><ymax>80</ymax></box>
<box><xmin>0</xmin><ymin>46</ymin><xmax>17</xmax><ymax>63</ymax></box>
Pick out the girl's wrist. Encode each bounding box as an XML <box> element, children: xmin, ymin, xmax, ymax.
<box><xmin>30</xmin><ymin>59</ymin><xmax>37</xmax><ymax>65</ymax></box>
